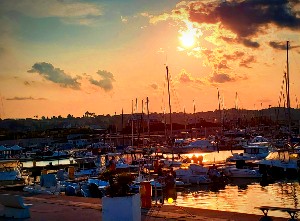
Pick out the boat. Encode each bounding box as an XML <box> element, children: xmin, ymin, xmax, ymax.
<box><xmin>222</xmin><ymin>165</ymin><xmax>262</xmax><ymax>178</ymax></box>
<box><xmin>35</xmin><ymin>149</ymin><xmax>70</xmax><ymax>160</ymax></box>
<box><xmin>23</xmin><ymin>173</ymin><xmax>61</xmax><ymax>195</ymax></box>
<box><xmin>257</xmin><ymin>149</ymin><xmax>300</xmax><ymax>178</ymax></box>
<box><xmin>159</xmin><ymin>158</ymin><xmax>182</xmax><ymax>167</ymax></box>
<box><xmin>0</xmin><ymin>160</ymin><xmax>25</xmax><ymax>185</ymax></box>
<box><xmin>174</xmin><ymin>163</ymin><xmax>212</xmax><ymax>184</ymax></box>
<box><xmin>177</xmin><ymin>139</ymin><xmax>218</xmax><ymax>153</ymax></box>
<box><xmin>227</xmin><ymin>143</ymin><xmax>271</xmax><ymax>162</ymax></box>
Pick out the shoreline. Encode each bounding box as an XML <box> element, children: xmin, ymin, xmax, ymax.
<box><xmin>0</xmin><ymin>190</ymin><xmax>287</xmax><ymax>221</ymax></box>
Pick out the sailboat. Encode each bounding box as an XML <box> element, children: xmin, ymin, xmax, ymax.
<box><xmin>257</xmin><ymin>41</ymin><xmax>300</xmax><ymax>178</ymax></box>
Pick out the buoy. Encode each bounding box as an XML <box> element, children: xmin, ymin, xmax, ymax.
<box><xmin>167</xmin><ymin>198</ymin><xmax>174</xmax><ymax>204</ymax></box>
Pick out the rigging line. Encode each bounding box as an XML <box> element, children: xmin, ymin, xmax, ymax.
<box><xmin>290</xmin><ymin>49</ymin><xmax>300</xmax><ymax>73</ymax></box>
<box><xmin>290</xmin><ymin>50</ymin><xmax>300</xmax><ymax>107</ymax></box>
<box><xmin>161</xmin><ymin>78</ymin><xmax>166</xmax><ymax>113</ymax></box>
<box><xmin>170</xmin><ymin>84</ymin><xmax>181</xmax><ymax>113</ymax></box>
<box><xmin>168</xmin><ymin>73</ymin><xmax>182</xmax><ymax>113</ymax></box>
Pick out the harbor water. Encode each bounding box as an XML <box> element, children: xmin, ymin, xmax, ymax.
<box><xmin>22</xmin><ymin>150</ymin><xmax>299</xmax><ymax>218</ymax></box>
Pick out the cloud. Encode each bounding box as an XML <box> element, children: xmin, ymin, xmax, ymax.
<box><xmin>239</xmin><ymin>55</ymin><xmax>256</xmax><ymax>68</ymax></box>
<box><xmin>209</xmin><ymin>72</ymin><xmax>236</xmax><ymax>83</ymax></box>
<box><xmin>121</xmin><ymin>16</ymin><xmax>128</xmax><ymax>23</ymax></box>
<box><xmin>221</xmin><ymin>36</ymin><xmax>260</xmax><ymax>48</ymax></box>
<box><xmin>0</xmin><ymin>0</ymin><xmax>102</xmax><ymax>25</ymax></box>
<box><xmin>176</xmin><ymin>69</ymin><xmax>206</xmax><ymax>85</ymax></box>
<box><xmin>151</xmin><ymin>0</ymin><xmax>300</xmax><ymax>49</ymax></box>
<box><xmin>223</xmin><ymin>51</ymin><xmax>256</xmax><ymax>68</ymax></box>
<box><xmin>6</xmin><ymin>96</ymin><xmax>47</xmax><ymax>101</ymax></box>
<box><xmin>189</xmin><ymin>0</ymin><xmax>300</xmax><ymax>38</ymax></box>
<box><xmin>217</xmin><ymin>60</ymin><xmax>230</xmax><ymax>70</ymax></box>
<box><xmin>242</xmin><ymin>39</ymin><xmax>260</xmax><ymax>48</ymax></box>
<box><xmin>269</xmin><ymin>41</ymin><xmax>300</xmax><ymax>50</ymax></box>
<box><xmin>178</xmin><ymin>71</ymin><xmax>194</xmax><ymax>83</ymax></box>
<box><xmin>89</xmin><ymin>70</ymin><xmax>115</xmax><ymax>92</ymax></box>
<box><xmin>150</xmin><ymin>83</ymin><xmax>158</xmax><ymax>90</ymax></box>
<box><xmin>223</xmin><ymin>51</ymin><xmax>245</xmax><ymax>60</ymax></box>
<box><xmin>28</xmin><ymin>62</ymin><xmax>81</xmax><ymax>89</ymax></box>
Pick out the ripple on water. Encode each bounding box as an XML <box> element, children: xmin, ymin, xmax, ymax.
<box><xmin>173</xmin><ymin>179</ymin><xmax>300</xmax><ymax>218</ymax></box>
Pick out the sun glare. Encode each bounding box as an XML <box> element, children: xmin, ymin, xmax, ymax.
<box><xmin>179</xmin><ymin>21</ymin><xmax>200</xmax><ymax>49</ymax></box>
<box><xmin>180</xmin><ymin>31</ymin><xmax>195</xmax><ymax>48</ymax></box>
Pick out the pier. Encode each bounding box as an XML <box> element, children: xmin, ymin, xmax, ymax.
<box><xmin>0</xmin><ymin>190</ymin><xmax>288</xmax><ymax>221</ymax></box>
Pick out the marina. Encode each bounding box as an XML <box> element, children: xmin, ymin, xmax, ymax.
<box><xmin>2</xmin><ymin>149</ymin><xmax>300</xmax><ymax>219</ymax></box>
<box><xmin>1</xmin><ymin>1</ymin><xmax>300</xmax><ymax>219</ymax></box>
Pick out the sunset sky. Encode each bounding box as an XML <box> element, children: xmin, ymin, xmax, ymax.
<box><xmin>0</xmin><ymin>0</ymin><xmax>300</xmax><ymax>119</ymax></box>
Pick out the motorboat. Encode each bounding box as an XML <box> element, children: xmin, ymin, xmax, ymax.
<box><xmin>179</xmin><ymin>139</ymin><xmax>217</xmax><ymax>153</ymax></box>
<box><xmin>227</xmin><ymin>144</ymin><xmax>271</xmax><ymax>162</ymax></box>
<box><xmin>257</xmin><ymin>149</ymin><xmax>300</xmax><ymax>177</ymax></box>
<box><xmin>174</xmin><ymin>163</ymin><xmax>212</xmax><ymax>184</ymax></box>
<box><xmin>222</xmin><ymin>165</ymin><xmax>262</xmax><ymax>178</ymax></box>
<box><xmin>159</xmin><ymin>158</ymin><xmax>182</xmax><ymax>167</ymax></box>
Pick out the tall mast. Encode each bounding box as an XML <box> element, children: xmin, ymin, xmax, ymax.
<box><xmin>217</xmin><ymin>88</ymin><xmax>222</xmax><ymax>135</ymax></box>
<box><xmin>122</xmin><ymin>108</ymin><xmax>124</xmax><ymax>147</ymax></box>
<box><xmin>166</xmin><ymin>66</ymin><xmax>172</xmax><ymax>136</ymax></box>
<box><xmin>146</xmin><ymin>97</ymin><xmax>150</xmax><ymax>142</ymax></box>
<box><xmin>193</xmin><ymin>100</ymin><xmax>196</xmax><ymax>128</ymax></box>
<box><xmin>140</xmin><ymin>99</ymin><xmax>144</xmax><ymax>148</ymax></box>
<box><xmin>131</xmin><ymin>100</ymin><xmax>134</xmax><ymax>147</ymax></box>
<box><xmin>166</xmin><ymin>66</ymin><xmax>173</xmax><ymax>158</ymax></box>
<box><xmin>184</xmin><ymin>107</ymin><xmax>187</xmax><ymax>138</ymax></box>
<box><xmin>286</xmin><ymin>41</ymin><xmax>291</xmax><ymax>135</ymax></box>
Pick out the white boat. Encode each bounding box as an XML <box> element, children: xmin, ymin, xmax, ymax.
<box><xmin>222</xmin><ymin>165</ymin><xmax>262</xmax><ymax>178</ymax></box>
<box><xmin>160</xmin><ymin>158</ymin><xmax>182</xmax><ymax>167</ymax></box>
<box><xmin>175</xmin><ymin>164</ymin><xmax>212</xmax><ymax>184</ymax></box>
<box><xmin>227</xmin><ymin>145</ymin><xmax>271</xmax><ymax>162</ymax></box>
<box><xmin>248</xmin><ymin>135</ymin><xmax>270</xmax><ymax>144</ymax></box>
<box><xmin>257</xmin><ymin>150</ymin><xmax>300</xmax><ymax>177</ymax></box>
<box><xmin>179</xmin><ymin>139</ymin><xmax>217</xmax><ymax>153</ymax></box>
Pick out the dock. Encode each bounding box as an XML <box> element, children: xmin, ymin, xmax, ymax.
<box><xmin>0</xmin><ymin>190</ymin><xmax>288</xmax><ymax>221</ymax></box>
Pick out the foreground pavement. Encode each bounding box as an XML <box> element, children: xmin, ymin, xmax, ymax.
<box><xmin>0</xmin><ymin>191</ymin><xmax>288</xmax><ymax>221</ymax></box>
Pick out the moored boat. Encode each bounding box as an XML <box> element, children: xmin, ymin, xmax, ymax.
<box><xmin>0</xmin><ymin>160</ymin><xmax>25</xmax><ymax>186</ymax></box>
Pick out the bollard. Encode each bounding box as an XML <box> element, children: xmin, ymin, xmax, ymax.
<box><xmin>140</xmin><ymin>181</ymin><xmax>152</xmax><ymax>209</ymax></box>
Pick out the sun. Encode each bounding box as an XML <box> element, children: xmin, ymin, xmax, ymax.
<box><xmin>180</xmin><ymin>31</ymin><xmax>195</xmax><ymax>48</ymax></box>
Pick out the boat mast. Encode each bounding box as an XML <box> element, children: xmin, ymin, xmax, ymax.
<box><xmin>131</xmin><ymin>100</ymin><xmax>134</xmax><ymax>147</ymax></box>
<box><xmin>166</xmin><ymin>66</ymin><xmax>173</xmax><ymax>158</ymax></box>
<box><xmin>146</xmin><ymin>97</ymin><xmax>150</xmax><ymax>143</ymax></box>
<box><xmin>122</xmin><ymin>108</ymin><xmax>124</xmax><ymax>147</ymax></box>
<box><xmin>184</xmin><ymin>107</ymin><xmax>187</xmax><ymax>138</ymax></box>
<box><xmin>286</xmin><ymin>41</ymin><xmax>291</xmax><ymax>136</ymax></box>
<box><xmin>217</xmin><ymin>88</ymin><xmax>222</xmax><ymax>135</ymax></box>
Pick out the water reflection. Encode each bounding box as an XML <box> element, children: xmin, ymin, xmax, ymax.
<box><xmin>22</xmin><ymin>151</ymin><xmax>300</xmax><ymax>219</ymax></box>
<box><xmin>174</xmin><ymin>179</ymin><xmax>300</xmax><ymax>218</ymax></box>
<box><xmin>228</xmin><ymin>178</ymin><xmax>260</xmax><ymax>190</ymax></box>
